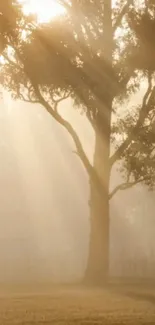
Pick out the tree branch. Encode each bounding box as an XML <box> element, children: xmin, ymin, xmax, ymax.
<box><xmin>9</xmin><ymin>43</ymin><xmax>96</xmax><ymax>181</ymax></box>
<box><xmin>18</xmin><ymin>92</ymin><xmax>40</xmax><ymax>104</ymax></box>
<box><xmin>109</xmin><ymin>176</ymin><xmax>148</xmax><ymax>200</ymax></box>
<box><xmin>8</xmin><ymin>41</ymin><xmax>110</xmax><ymax>201</ymax></box>
<box><xmin>31</xmin><ymin>83</ymin><xmax>93</xmax><ymax>175</ymax></box>
<box><xmin>52</xmin><ymin>91</ymin><xmax>72</xmax><ymax>112</ymax></box>
<box><xmin>110</xmin><ymin>74</ymin><xmax>154</xmax><ymax>168</ymax></box>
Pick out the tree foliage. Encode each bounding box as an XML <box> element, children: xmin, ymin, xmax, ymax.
<box><xmin>0</xmin><ymin>0</ymin><xmax>155</xmax><ymax>197</ymax></box>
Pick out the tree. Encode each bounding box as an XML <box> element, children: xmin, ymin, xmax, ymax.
<box><xmin>1</xmin><ymin>0</ymin><xmax>155</xmax><ymax>284</ymax></box>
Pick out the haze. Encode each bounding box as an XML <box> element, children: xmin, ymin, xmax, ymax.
<box><xmin>0</xmin><ymin>92</ymin><xmax>155</xmax><ymax>284</ymax></box>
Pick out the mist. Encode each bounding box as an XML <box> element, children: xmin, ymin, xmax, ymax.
<box><xmin>0</xmin><ymin>92</ymin><xmax>155</xmax><ymax>284</ymax></box>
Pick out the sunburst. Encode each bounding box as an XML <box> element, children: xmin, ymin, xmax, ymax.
<box><xmin>21</xmin><ymin>0</ymin><xmax>65</xmax><ymax>22</ymax></box>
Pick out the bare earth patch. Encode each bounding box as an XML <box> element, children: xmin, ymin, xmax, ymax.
<box><xmin>0</xmin><ymin>285</ymin><xmax>155</xmax><ymax>324</ymax></box>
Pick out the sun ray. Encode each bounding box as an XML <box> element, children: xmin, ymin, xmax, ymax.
<box><xmin>21</xmin><ymin>0</ymin><xmax>65</xmax><ymax>23</ymax></box>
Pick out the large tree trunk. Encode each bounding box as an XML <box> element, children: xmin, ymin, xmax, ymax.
<box><xmin>85</xmin><ymin>106</ymin><xmax>111</xmax><ymax>285</ymax></box>
<box><xmin>84</xmin><ymin>0</ymin><xmax>113</xmax><ymax>286</ymax></box>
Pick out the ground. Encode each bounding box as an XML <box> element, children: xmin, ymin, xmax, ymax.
<box><xmin>0</xmin><ymin>284</ymin><xmax>155</xmax><ymax>324</ymax></box>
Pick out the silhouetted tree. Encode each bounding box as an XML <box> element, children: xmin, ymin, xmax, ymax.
<box><xmin>1</xmin><ymin>0</ymin><xmax>155</xmax><ymax>284</ymax></box>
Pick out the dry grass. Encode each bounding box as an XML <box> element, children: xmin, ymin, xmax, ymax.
<box><xmin>0</xmin><ymin>285</ymin><xmax>155</xmax><ymax>324</ymax></box>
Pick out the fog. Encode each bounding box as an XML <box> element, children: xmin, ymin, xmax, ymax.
<box><xmin>0</xmin><ymin>92</ymin><xmax>155</xmax><ymax>283</ymax></box>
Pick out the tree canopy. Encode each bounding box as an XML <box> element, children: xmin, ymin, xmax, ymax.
<box><xmin>0</xmin><ymin>0</ymin><xmax>155</xmax><ymax>197</ymax></box>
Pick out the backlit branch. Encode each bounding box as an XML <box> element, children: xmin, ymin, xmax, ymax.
<box><xmin>18</xmin><ymin>91</ymin><xmax>40</xmax><ymax>104</ymax></box>
<box><xmin>109</xmin><ymin>176</ymin><xmax>149</xmax><ymax>200</ymax></box>
<box><xmin>52</xmin><ymin>91</ymin><xmax>72</xmax><ymax>112</ymax></box>
<box><xmin>110</xmin><ymin>73</ymin><xmax>154</xmax><ymax>168</ymax></box>
<box><xmin>31</xmin><ymin>83</ymin><xmax>93</xmax><ymax>175</ymax></box>
<box><xmin>10</xmin><ymin>43</ymin><xmax>101</xmax><ymax>187</ymax></box>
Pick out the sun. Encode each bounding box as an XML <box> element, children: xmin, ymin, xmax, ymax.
<box><xmin>22</xmin><ymin>0</ymin><xmax>65</xmax><ymax>23</ymax></box>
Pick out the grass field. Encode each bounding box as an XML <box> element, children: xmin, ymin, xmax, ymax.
<box><xmin>0</xmin><ymin>285</ymin><xmax>155</xmax><ymax>324</ymax></box>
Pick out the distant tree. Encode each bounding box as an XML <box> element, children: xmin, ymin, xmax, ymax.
<box><xmin>1</xmin><ymin>0</ymin><xmax>155</xmax><ymax>284</ymax></box>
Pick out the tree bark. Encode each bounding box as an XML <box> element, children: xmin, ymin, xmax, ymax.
<box><xmin>85</xmin><ymin>103</ymin><xmax>111</xmax><ymax>285</ymax></box>
<box><xmin>84</xmin><ymin>0</ymin><xmax>113</xmax><ymax>286</ymax></box>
